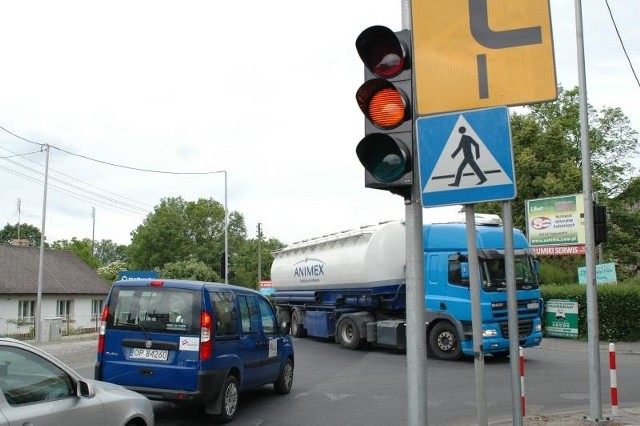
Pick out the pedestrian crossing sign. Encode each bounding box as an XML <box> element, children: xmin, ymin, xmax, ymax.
<box><xmin>416</xmin><ymin>106</ymin><xmax>516</xmax><ymax>207</ymax></box>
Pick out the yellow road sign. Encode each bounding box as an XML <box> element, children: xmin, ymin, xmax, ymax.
<box><xmin>412</xmin><ymin>0</ymin><xmax>557</xmax><ymax>115</ymax></box>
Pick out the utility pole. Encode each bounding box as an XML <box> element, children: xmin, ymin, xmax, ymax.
<box><xmin>257</xmin><ymin>223</ymin><xmax>262</xmax><ymax>288</ymax></box>
<box><xmin>36</xmin><ymin>144</ymin><xmax>50</xmax><ymax>343</ymax></box>
<box><xmin>16</xmin><ymin>198</ymin><xmax>22</xmax><ymax>240</ymax></box>
<box><xmin>91</xmin><ymin>207</ymin><xmax>96</xmax><ymax>257</ymax></box>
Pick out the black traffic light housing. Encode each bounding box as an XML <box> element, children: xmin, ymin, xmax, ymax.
<box><xmin>220</xmin><ymin>251</ymin><xmax>227</xmax><ymax>278</ymax></box>
<box><xmin>593</xmin><ymin>203</ymin><xmax>607</xmax><ymax>245</ymax></box>
<box><xmin>355</xmin><ymin>26</ymin><xmax>413</xmax><ymax>199</ymax></box>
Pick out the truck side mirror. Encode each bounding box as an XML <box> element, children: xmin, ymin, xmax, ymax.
<box><xmin>280</xmin><ymin>321</ymin><xmax>290</xmax><ymax>335</ymax></box>
<box><xmin>460</xmin><ymin>262</ymin><xmax>469</xmax><ymax>280</ymax></box>
<box><xmin>533</xmin><ymin>260</ymin><xmax>540</xmax><ymax>274</ymax></box>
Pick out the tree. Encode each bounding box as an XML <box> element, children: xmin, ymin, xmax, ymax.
<box><xmin>51</xmin><ymin>237</ymin><xmax>100</xmax><ymax>269</ymax></box>
<box><xmin>607</xmin><ymin>178</ymin><xmax>640</xmax><ymax>279</ymax></box>
<box><xmin>128</xmin><ymin>197</ymin><xmax>248</xmax><ymax>284</ymax></box>
<box><xmin>232</xmin><ymin>236</ymin><xmax>286</xmax><ymax>290</ymax></box>
<box><xmin>128</xmin><ymin>197</ymin><xmax>193</xmax><ymax>269</ymax></box>
<box><xmin>94</xmin><ymin>239</ymin><xmax>128</xmax><ymax>265</ymax></box>
<box><xmin>0</xmin><ymin>222</ymin><xmax>43</xmax><ymax>246</ymax></box>
<box><xmin>98</xmin><ymin>261</ymin><xmax>129</xmax><ymax>282</ymax></box>
<box><xmin>160</xmin><ymin>259</ymin><xmax>220</xmax><ymax>282</ymax></box>
<box><xmin>477</xmin><ymin>86</ymin><xmax>639</xmax><ymax>279</ymax></box>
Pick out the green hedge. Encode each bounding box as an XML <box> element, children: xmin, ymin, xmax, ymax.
<box><xmin>541</xmin><ymin>282</ymin><xmax>640</xmax><ymax>341</ymax></box>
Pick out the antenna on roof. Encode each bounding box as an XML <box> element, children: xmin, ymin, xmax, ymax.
<box><xmin>16</xmin><ymin>198</ymin><xmax>21</xmax><ymax>240</ymax></box>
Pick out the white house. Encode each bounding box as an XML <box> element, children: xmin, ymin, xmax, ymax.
<box><xmin>0</xmin><ymin>242</ymin><xmax>111</xmax><ymax>339</ymax></box>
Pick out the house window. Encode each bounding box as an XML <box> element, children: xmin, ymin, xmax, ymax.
<box><xmin>91</xmin><ymin>299</ymin><xmax>104</xmax><ymax>320</ymax></box>
<box><xmin>56</xmin><ymin>300</ymin><xmax>73</xmax><ymax>320</ymax></box>
<box><xmin>18</xmin><ymin>300</ymin><xmax>35</xmax><ymax>322</ymax></box>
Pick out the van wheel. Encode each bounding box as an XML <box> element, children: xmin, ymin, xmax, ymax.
<box><xmin>211</xmin><ymin>375</ymin><xmax>239</xmax><ymax>423</ymax></box>
<box><xmin>290</xmin><ymin>310</ymin><xmax>306</xmax><ymax>338</ymax></box>
<box><xmin>428</xmin><ymin>322</ymin><xmax>462</xmax><ymax>360</ymax></box>
<box><xmin>337</xmin><ymin>317</ymin><xmax>363</xmax><ymax>350</ymax></box>
<box><xmin>274</xmin><ymin>358</ymin><xmax>294</xmax><ymax>394</ymax></box>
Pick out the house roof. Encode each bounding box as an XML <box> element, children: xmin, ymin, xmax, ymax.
<box><xmin>0</xmin><ymin>244</ymin><xmax>111</xmax><ymax>295</ymax></box>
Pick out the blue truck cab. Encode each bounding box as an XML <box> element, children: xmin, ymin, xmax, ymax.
<box><xmin>95</xmin><ymin>279</ymin><xmax>294</xmax><ymax>423</ymax></box>
<box><xmin>423</xmin><ymin>220</ymin><xmax>543</xmax><ymax>359</ymax></box>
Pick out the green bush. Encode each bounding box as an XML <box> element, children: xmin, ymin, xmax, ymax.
<box><xmin>541</xmin><ymin>280</ymin><xmax>640</xmax><ymax>341</ymax></box>
<box><xmin>540</xmin><ymin>263</ymin><xmax>577</xmax><ymax>285</ymax></box>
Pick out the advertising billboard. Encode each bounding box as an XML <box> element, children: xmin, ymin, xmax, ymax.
<box><xmin>525</xmin><ymin>194</ymin><xmax>586</xmax><ymax>256</ymax></box>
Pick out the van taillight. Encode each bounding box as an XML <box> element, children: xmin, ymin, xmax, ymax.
<box><xmin>149</xmin><ymin>280</ymin><xmax>164</xmax><ymax>287</ymax></box>
<box><xmin>200</xmin><ymin>311</ymin><xmax>212</xmax><ymax>360</ymax></box>
<box><xmin>97</xmin><ymin>305</ymin><xmax>109</xmax><ymax>354</ymax></box>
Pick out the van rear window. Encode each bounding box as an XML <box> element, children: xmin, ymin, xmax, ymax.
<box><xmin>107</xmin><ymin>288</ymin><xmax>201</xmax><ymax>334</ymax></box>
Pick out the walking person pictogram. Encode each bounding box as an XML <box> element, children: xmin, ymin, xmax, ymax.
<box><xmin>448</xmin><ymin>126</ymin><xmax>487</xmax><ymax>187</ymax></box>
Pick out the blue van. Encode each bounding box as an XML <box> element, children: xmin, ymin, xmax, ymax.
<box><xmin>95</xmin><ymin>279</ymin><xmax>294</xmax><ymax>423</ymax></box>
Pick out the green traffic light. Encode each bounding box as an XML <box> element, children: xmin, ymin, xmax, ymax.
<box><xmin>356</xmin><ymin>133</ymin><xmax>410</xmax><ymax>183</ymax></box>
<box><xmin>371</xmin><ymin>151</ymin><xmax>405</xmax><ymax>182</ymax></box>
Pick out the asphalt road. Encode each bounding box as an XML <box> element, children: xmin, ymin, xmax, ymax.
<box><xmin>36</xmin><ymin>335</ymin><xmax>640</xmax><ymax>426</ymax></box>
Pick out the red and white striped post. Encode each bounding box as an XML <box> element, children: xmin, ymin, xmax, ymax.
<box><xmin>609</xmin><ymin>343</ymin><xmax>619</xmax><ymax>416</ymax></box>
<box><xmin>519</xmin><ymin>346</ymin><xmax>526</xmax><ymax>416</ymax></box>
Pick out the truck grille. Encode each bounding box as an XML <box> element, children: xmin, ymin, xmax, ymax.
<box><xmin>499</xmin><ymin>319</ymin><xmax>533</xmax><ymax>339</ymax></box>
<box><xmin>491</xmin><ymin>299</ymin><xmax>539</xmax><ymax>319</ymax></box>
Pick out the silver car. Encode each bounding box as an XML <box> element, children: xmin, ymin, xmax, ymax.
<box><xmin>0</xmin><ymin>337</ymin><xmax>154</xmax><ymax>426</ymax></box>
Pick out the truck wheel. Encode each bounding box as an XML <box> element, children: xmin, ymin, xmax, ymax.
<box><xmin>273</xmin><ymin>358</ymin><xmax>294</xmax><ymax>394</ymax></box>
<box><xmin>211</xmin><ymin>375</ymin><xmax>239</xmax><ymax>423</ymax></box>
<box><xmin>290</xmin><ymin>310</ymin><xmax>307</xmax><ymax>338</ymax></box>
<box><xmin>337</xmin><ymin>317</ymin><xmax>363</xmax><ymax>350</ymax></box>
<box><xmin>428</xmin><ymin>321</ymin><xmax>462</xmax><ymax>360</ymax></box>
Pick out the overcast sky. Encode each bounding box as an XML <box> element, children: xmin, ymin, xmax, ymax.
<box><xmin>0</xmin><ymin>0</ymin><xmax>638</xmax><ymax>247</ymax></box>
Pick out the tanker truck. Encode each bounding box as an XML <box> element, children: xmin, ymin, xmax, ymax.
<box><xmin>270</xmin><ymin>215</ymin><xmax>543</xmax><ymax>360</ymax></box>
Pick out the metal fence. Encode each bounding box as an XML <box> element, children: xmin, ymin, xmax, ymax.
<box><xmin>1</xmin><ymin>314</ymin><xmax>101</xmax><ymax>341</ymax></box>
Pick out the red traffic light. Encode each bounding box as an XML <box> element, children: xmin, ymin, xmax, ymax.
<box><xmin>356</xmin><ymin>26</ymin><xmax>409</xmax><ymax>78</ymax></box>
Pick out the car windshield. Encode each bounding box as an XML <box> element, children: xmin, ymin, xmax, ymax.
<box><xmin>108</xmin><ymin>287</ymin><xmax>200</xmax><ymax>334</ymax></box>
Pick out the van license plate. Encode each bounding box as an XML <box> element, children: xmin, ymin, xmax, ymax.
<box><xmin>131</xmin><ymin>348</ymin><xmax>169</xmax><ymax>361</ymax></box>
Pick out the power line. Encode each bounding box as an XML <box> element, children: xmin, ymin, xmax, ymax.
<box><xmin>0</xmin><ymin>149</ymin><xmax>43</xmax><ymax>159</ymax></box>
<box><xmin>1</xmin><ymin>145</ymin><xmax>155</xmax><ymax>211</ymax></box>
<box><xmin>0</xmin><ymin>124</ymin><xmax>227</xmax><ymax>175</ymax></box>
<box><xmin>0</xmin><ymin>125</ymin><xmax>42</xmax><ymax>147</ymax></box>
<box><xmin>0</xmin><ymin>162</ymin><xmax>149</xmax><ymax>218</ymax></box>
<box><xmin>0</xmin><ymin>144</ymin><xmax>153</xmax><ymax>215</ymax></box>
<box><xmin>604</xmin><ymin>0</ymin><xmax>640</xmax><ymax>88</ymax></box>
<box><xmin>51</xmin><ymin>145</ymin><xmax>225</xmax><ymax>175</ymax></box>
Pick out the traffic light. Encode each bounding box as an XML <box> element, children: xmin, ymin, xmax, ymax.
<box><xmin>220</xmin><ymin>251</ymin><xmax>227</xmax><ymax>278</ymax></box>
<box><xmin>355</xmin><ymin>26</ymin><xmax>413</xmax><ymax>198</ymax></box>
<box><xmin>593</xmin><ymin>203</ymin><xmax>607</xmax><ymax>245</ymax></box>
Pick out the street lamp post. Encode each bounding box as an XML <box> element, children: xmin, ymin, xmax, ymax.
<box><xmin>213</xmin><ymin>170</ymin><xmax>229</xmax><ymax>284</ymax></box>
<box><xmin>223</xmin><ymin>170</ymin><xmax>228</xmax><ymax>284</ymax></box>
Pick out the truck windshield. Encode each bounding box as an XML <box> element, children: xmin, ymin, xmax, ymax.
<box><xmin>447</xmin><ymin>253</ymin><xmax>539</xmax><ymax>290</ymax></box>
<box><xmin>480</xmin><ymin>256</ymin><xmax>539</xmax><ymax>291</ymax></box>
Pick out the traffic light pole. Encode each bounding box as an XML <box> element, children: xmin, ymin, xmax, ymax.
<box><xmin>402</xmin><ymin>3</ymin><xmax>428</xmax><ymax>424</ymax></box>
<box><xmin>575</xmin><ymin>0</ymin><xmax>602</xmax><ymax>419</ymax></box>
<box><xmin>405</xmin><ymin>178</ymin><xmax>428</xmax><ymax>425</ymax></box>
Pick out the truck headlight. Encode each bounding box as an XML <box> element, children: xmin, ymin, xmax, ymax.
<box><xmin>483</xmin><ymin>328</ymin><xmax>499</xmax><ymax>337</ymax></box>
